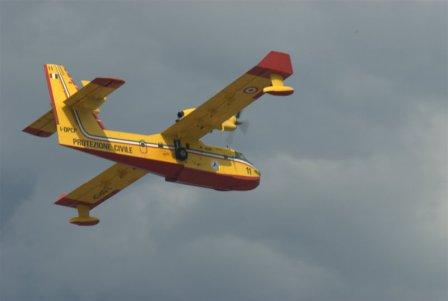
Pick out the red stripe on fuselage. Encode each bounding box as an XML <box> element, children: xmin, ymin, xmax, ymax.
<box><xmin>68</xmin><ymin>146</ymin><xmax>260</xmax><ymax>191</ymax></box>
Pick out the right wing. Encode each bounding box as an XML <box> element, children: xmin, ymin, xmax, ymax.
<box><xmin>162</xmin><ymin>51</ymin><xmax>294</xmax><ymax>141</ymax></box>
<box><xmin>55</xmin><ymin>163</ymin><xmax>148</xmax><ymax>226</ymax></box>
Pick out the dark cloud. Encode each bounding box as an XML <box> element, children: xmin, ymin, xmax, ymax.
<box><xmin>1</xmin><ymin>1</ymin><xmax>446</xmax><ymax>301</ymax></box>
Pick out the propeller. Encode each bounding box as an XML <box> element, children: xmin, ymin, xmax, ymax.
<box><xmin>226</xmin><ymin>111</ymin><xmax>250</xmax><ymax>147</ymax></box>
<box><xmin>236</xmin><ymin>119</ymin><xmax>249</xmax><ymax>134</ymax></box>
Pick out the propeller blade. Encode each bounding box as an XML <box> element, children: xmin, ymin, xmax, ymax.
<box><xmin>236</xmin><ymin>111</ymin><xmax>242</xmax><ymax>119</ymax></box>
<box><xmin>226</xmin><ymin>110</ymin><xmax>248</xmax><ymax>146</ymax></box>
<box><xmin>225</xmin><ymin>131</ymin><xmax>236</xmax><ymax>146</ymax></box>
<box><xmin>239</xmin><ymin>120</ymin><xmax>249</xmax><ymax>134</ymax></box>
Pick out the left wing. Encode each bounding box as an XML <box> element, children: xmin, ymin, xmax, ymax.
<box><xmin>162</xmin><ymin>51</ymin><xmax>294</xmax><ymax>140</ymax></box>
<box><xmin>55</xmin><ymin>163</ymin><xmax>148</xmax><ymax>226</ymax></box>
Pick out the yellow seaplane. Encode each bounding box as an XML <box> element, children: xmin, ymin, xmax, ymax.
<box><xmin>23</xmin><ymin>51</ymin><xmax>294</xmax><ymax>226</ymax></box>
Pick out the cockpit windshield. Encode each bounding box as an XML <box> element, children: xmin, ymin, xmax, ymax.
<box><xmin>234</xmin><ymin>151</ymin><xmax>251</xmax><ymax>164</ymax></box>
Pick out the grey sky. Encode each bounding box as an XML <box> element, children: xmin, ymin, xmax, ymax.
<box><xmin>1</xmin><ymin>1</ymin><xmax>447</xmax><ymax>301</ymax></box>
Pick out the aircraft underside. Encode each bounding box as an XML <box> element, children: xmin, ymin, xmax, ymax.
<box><xmin>71</xmin><ymin>145</ymin><xmax>260</xmax><ymax>191</ymax></box>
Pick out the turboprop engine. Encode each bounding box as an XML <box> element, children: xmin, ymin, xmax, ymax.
<box><xmin>220</xmin><ymin>115</ymin><xmax>238</xmax><ymax>131</ymax></box>
<box><xmin>176</xmin><ymin>107</ymin><xmax>196</xmax><ymax>120</ymax></box>
<box><xmin>176</xmin><ymin>107</ymin><xmax>242</xmax><ymax>132</ymax></box>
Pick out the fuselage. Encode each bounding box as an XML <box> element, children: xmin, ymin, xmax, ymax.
<box><xmin>60</xmin><ymin>108</ymin><xmax>260</xmax><ymax>191</ymax></box>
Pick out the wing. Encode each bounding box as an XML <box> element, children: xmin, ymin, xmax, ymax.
<box><xmin>55</xmin><ymin>163</ymin><xmax>148</xmax><ymax>226</ymax></box>
<box><xmin>22</xmin><ymin>109</ymin><xmax>56</xmax><ymax>137</ymax></box>
<box><xmin>162</xmin><ymin>51</ymin><xmax>294</xmax><ymax>140</ymax></box>
<box><xmin>64</xmin><ymin>77</ymin><xmax>125</xmax><ymax>111</ymax></box>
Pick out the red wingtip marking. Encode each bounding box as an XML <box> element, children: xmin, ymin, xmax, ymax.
<box><xmin>249</xmin><ymin>51</ymin><xmax>294</xmax><ymax>79</ymax></box>
<box><xmin>55</xmin><ymin>193</ymin><xmax>78</xmax><ymax>208</ymax></box>
<box><xmin>55</xmin><ymin>190</ymin><xmax>121</xmax><ymax>209</ymax></box>
<box><xmin>56</xmin><ymin>192</ymin><xmax>68</xmax><ymax>200</ymax></box>
<box><xmin>22</xmin><ymin>126</ymin><xmax>53</xmax><ymax>137</ymax></box>
<box><xmin>92</xmin><ymin>77</ymin><xmax>125</xmax><ymax>89</ymax></box>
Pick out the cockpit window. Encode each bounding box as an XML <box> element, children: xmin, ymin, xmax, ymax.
<box><xmin>235</xmin><ymin>151</ymin><xmax>251</xmax><ymax>163</ymax></box>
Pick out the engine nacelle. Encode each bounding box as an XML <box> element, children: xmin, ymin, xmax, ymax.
<box><xmin>176</xmin><ymin>108</ymin><xmax>238</xmax><ymax>132</ymax></box>
<box><xmin>177</xmin><ymin>107</ymin><xmax>196</xmax><ymax>120</ymax></box>
<box><xmin>220</xmin><ymin>115</ymin><xmax>237</xmax><ymax>132</ymax></box>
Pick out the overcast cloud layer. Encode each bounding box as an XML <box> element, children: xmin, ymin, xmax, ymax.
<box><xmin>1</xmin><ymin>2</ymin><xmax>447</xmax><ymax>301</ymax></box>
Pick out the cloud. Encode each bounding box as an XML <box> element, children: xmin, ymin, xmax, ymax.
<box><xmin>1</xmin><ymin>1</ymin><xmax>446</xmax><ymax>301</ymax></box>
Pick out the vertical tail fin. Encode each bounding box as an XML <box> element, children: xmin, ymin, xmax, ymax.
<box><xmin>44</xmin><ymin>64</ymin><xmax>79</xmax><ymax>121</ymax></box>
<box><xmin>43</xmin><ymin>64</ymin><xmax>102</xmax><ymax>146</ymax></box>
<box><xmin>23</xmin><ymin>64</ymin><xmax>124</xmax><ymax>148</ymax></box>
<box><xmin>23</xmin><ymin>64</ymin><xmax>78</xmax><ymax>137</ymax></box>
<box><xmin>22</xmin><ymin>64</ymin><xmax>80</xmax><ymax>137</ymax></box>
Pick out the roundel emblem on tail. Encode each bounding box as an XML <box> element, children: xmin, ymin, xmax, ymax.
<box><xmin>211</xmin><ymin>160</ymin><xmax>219</xmax><ymax>170</ymax></box>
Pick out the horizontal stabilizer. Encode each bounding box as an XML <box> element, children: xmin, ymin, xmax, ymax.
<box><xmin>64</xmin><ymin>77</ymin><xmax>125</xmax><ymax>111</ymax></box>
<box><xmin>22</xmin><ymin>110</ymin><xmax>56</xmax><ymax>137</ymax></box>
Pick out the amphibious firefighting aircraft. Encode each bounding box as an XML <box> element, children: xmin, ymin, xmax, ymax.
<box><xmin>23</xmin><ymin>51</ymin><xmax>294</xmax><ymax>226</ymax></box>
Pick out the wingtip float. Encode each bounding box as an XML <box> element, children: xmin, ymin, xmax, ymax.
<box><xmin>23</xmin><ymin>51</ymin><xmax>294</xmax><ymax>226</ymax></box>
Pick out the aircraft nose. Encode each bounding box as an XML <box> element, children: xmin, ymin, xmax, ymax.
<box><xmin>234</xmin><ymin>175</ymin><xmax>260</xmax><ymax>191</ymax></box>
